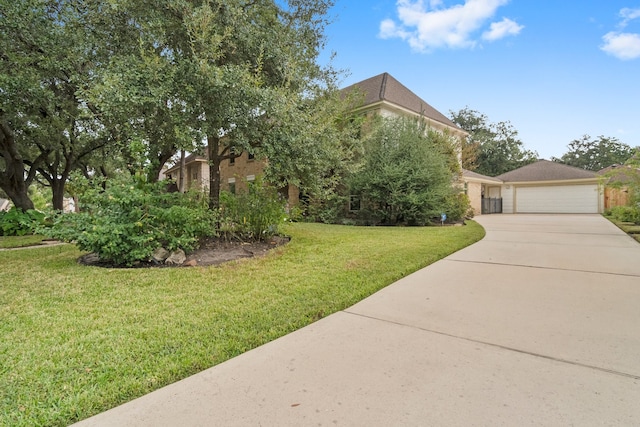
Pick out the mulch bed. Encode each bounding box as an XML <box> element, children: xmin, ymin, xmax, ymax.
<box><xmin>78</xmin><ymin>235</ymin><xmax>290</xmax><ymax>268</ymax></box>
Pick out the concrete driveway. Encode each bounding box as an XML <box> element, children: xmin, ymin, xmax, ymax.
<box><xmin>75</xmin><ymin>214</ymin><xmax>640</xmax><ymax>426</ymax></box>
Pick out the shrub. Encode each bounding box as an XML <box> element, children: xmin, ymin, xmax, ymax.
<box><xmin>0</xmin><ymin>207</ymin><xmax>48</xmax><ymax>236</ymax></box>
<box><xmin>443</xmin><ymin>193</ymin><xmax>473</xmax><ymax>222</ymax></box>
<box><xmin>348</xmin><ymin>117</ymin><xmax>460</xmax><ymax>226</ymax></box>
<box><xmin>219</xmin><ymin>177</ymin><xmax>287</xmax><ymax>241</ymax></box>
<box><xmin>607</xmin><ymin>205</ymin><xmax>640</xmax><ymax>224</ymax></box>
<box><xmin>305</xmin><ymin>192</ymin><xmax>349</xmax><ymax>224</ymax></box>
<box><xmin>43</xmin><ymin>178</ymin><xmax>218</xmax><ymax>266</ymax></box>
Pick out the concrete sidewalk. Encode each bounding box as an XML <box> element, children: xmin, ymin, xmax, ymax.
<box><xmin>75</xmin><ymin>215</ymin><xmax>640</xmax><ymax>426</ymax></box>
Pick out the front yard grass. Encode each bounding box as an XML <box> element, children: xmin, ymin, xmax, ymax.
<box><xmin>0</xmin><ymin>235</ymin><xmax>46</xmax><ymax>249</ymax></box>
<box><xmin>1</xmin><ymin>221</ymin><xmax>484</xmax><ymax>426</ymax></box>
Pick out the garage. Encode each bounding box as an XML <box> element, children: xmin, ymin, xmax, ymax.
<box><xmin>515</xmin><ymin>184</ymin><xmax>600</xmax><ymax>214</ymax></box>
<box><xmin>497</xmin><ymin>160</ymin><xmax>603</xmax><ymax>214</ymax></box>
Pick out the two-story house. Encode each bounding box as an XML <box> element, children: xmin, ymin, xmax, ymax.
<box><xmin>165</xmin><ymin>72</ymin><xmax>498</xmax><ymax>215</ymax></box>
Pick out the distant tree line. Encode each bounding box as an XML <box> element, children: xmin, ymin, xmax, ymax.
<box><xmin>449</xmin><ymin>107</ymin><xmax>639</xmax><ymax>176</ymax></box>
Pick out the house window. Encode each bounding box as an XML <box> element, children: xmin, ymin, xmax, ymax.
<box><xmin>349</xmin><ymin>195</ymin><xmax>361</xmax><ymax>212</ymax></box>
<box><xmin>248</xmin><ymin>151</ymin><xmax>255</xmax><ymax>160</ymax></box>
<box><xmin>228</xmin><ymin>178</ymin><xmax>236</xmax><ymax>194</ymax></box>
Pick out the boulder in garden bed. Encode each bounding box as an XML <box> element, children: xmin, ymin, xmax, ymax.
<box><xmin>165</xmin><ymin>249</ymin><xmax>186</xmax><ymax>265</ymax></box>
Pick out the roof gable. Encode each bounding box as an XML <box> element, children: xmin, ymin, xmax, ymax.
<box><xmin>342</xmin><ymin>73</ymin><xmax>458</xmax><ymax>129</ymax></box>
<box><xmin>496</xmin><ymin>160</ymin><xmax>598</xmax><ymax>182</ymax></box>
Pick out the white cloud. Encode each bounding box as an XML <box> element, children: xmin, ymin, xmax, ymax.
<box><xmin>619</xmin><ymin>8</ymin><xmax>640</xmax><ymax>28</ymax></box>
<box><xmin>482</xmin><ymin>17</ymin><xmax>523</xmax><ymax>41</ymax></box>
<box><xmin>601</xmin><ymin>8</ymin><xmax>640</xmax><ymax>60</ymax></box>
<box><xmin>379</xmin><ymin>0</ymin><xmax>522</xmax><ymax>52</ymax></box>
<box><xmin>601</xmin><ymin>32</ymin><xmax>640</xmax><ymax>60</ymax></box>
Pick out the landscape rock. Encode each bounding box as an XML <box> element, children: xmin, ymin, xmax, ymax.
<box><xmin>79</xmin><ymin>253</ymin><xmax>101</xmax><ymax>265</ymax></box>
<box><xmin>165</xmin><ymin>249</ymin><xmax>186</xmax><ymax>265</ymax></box>
<box><xmin>152</xmin><ymin>247</ymin><xmax>170</xmax><ymax>263</ymax></box>
<box><xmin>183</xmin><ymin>259</ymin><xmax>198</xmax><ymax>267</ymax></box>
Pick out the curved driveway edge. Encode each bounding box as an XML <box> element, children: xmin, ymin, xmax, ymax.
<box><xmin>74</xmin><ymin>214</ymin><xmax>640</xmax><ymax>426</ymax></box>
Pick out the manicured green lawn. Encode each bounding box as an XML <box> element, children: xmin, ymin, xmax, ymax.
<box><xmin>0</xmin><ymin>235</ymin><xmax>46</xmax><ymax>249</ymax></box>
<box><xmin>0</xmin><ymin>221</ymin><xmax>484</xmax><ymax>426</ymax></box>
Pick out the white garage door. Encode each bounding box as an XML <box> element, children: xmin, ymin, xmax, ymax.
<box><xmin>516</xmin><ymin>185</ymin><xmax>599</xmax><ymax>213</ymax></box>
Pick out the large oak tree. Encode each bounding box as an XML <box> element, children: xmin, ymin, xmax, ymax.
<box><xmin>0</xmin><ymin>0</ymin><xmax>138</xmax><ymax>210</ymax></box>
<box><xmin>450</xmin><ymin>107</ymin><xmax>537</xmax><ymax>176</ymax></box>
<box><xmin>94</xmin><ymin>0</ymin><xmax>353</xmax><ymax>210</ymax></box>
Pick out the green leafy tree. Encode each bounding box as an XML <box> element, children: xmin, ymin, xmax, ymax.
<box><xmin>349</xmin><ymin>117</ymin><xmax>464</xmax><ymax>226</ymax></box>
<box><xmin>450</xmin><ymin>107</ymin><xmax>537</xmax><ymax>176</ymax></box>
<box><xmin>0</xmin><ymin>0</ymin><xmax>138</xmax><ymax>210</ymax></box>
<box><xmin>96</xmin><ymin>0</ymin><xmax>350</xmax><ymax>211</ymax></box>
<box><xmin>552</xmin><ymin>135</ymin><xmax>636</xmax><ymax>171</ymax></box>
<box><xmin>87</xmin><ymin>39</ymin><xmax>198</xmax><ymax>183</ymax></box>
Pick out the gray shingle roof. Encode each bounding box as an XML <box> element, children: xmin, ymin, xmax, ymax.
<box><xmin>598</xmin><ymin>164</ymin><xmax>640</xmax><ymax>184</ymax></box>
<box><xmin>463</xmin><ymin>169</ymin><xmax>503</xmax><ymax>183</ymax></box>
<box><xmin>342</xmin><ymin>73</ymin><xmax>459</xmax><ymax>129</ymax></box>
<box><xmin>496</xmin><ymin>160</ymin><xmax>598</xmax><ymax>182</ymax></box>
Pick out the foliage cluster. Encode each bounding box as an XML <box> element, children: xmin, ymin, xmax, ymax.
<box><xmin>305</xmin><ymin>191</ymin><xmax>351</xmax><ymax>224</ymax></box>
<box><xmin>219</xmin><ymin>178</ymin><xmax>287</xmax><ymax>241</ymax></box>
<box><xmin>0</xmin><ymin>207</ymin><xmax>47</xmax><ymax>236</ymax></box>
<box><xmin>44</xmin><ymin>178</ymin><xmax>217</xmax><ymax>266</ymax></box>
<box><xmin>450</xmin><ymin>107</ymin><xmax>538</xmax><ymax>176</ymax></box>
<box><xmin>553</xmin><ymin>135</ymin><xmax>637</xmax><ymax>171</ymax></box>
<box><xmin>0</xmin><ymin>0</ymin><xmax>354</xmax><ymax>218</ymax></box>
<box><xmin>605</xmin><ymin>205</ymin><xmax>640</xmax><ymax>225</ymax></box>
<box><xmin>602</xmin><ymin>151</ymin><xmax>640</xmax><ymax>225</ymax></box>
<box><xmin>348</xmin><ymin>117</ymin><xmax>469</xmax><ymax>225</ymax></box>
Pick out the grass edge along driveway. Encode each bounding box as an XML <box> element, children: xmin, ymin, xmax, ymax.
<box><xmin>0</xmin><ymin>221</ymin><xmax>484</xmax><ymax>427</ymax></box>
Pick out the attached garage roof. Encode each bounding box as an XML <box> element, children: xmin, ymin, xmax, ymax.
<box><xmin>496</xmin><ymin>160</ymin><xmax>597</xmax><ymax>182</ymax></box>
<box><xmin>463</xmin><ymin>169</ymin><xmax>503</xmax><ymax>183</ymax></box>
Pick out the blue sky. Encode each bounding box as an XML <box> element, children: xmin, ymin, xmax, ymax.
<box><xmin>320</xmin><ymin>0</ymin><xmax>640</xmax><ymax>160</ymax></box>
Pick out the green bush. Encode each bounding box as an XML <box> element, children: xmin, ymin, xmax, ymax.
<box><xmin>349</xmin><ymin>117</ymin><xmax>460</xmax><ymax>226</ymax></box>
<box><xmin>607</xmin><ymin>205</ymin><xmax>640</xmax><ymax>224</ymax></box>
<box><xmin>305</xmin><ymin>192</ymin><xmax>349</xmax><ymax>224</ymax></box>
<box><xmin>443</xmin><ymin>192</ymin><xmax>473</xmax><ymax>222</ymax></box>
<box><xmin>43</xmin><ymin>178</ymin><xmax>218</xmax><ymax>266</ymax></box>
<box><xmin>219</xmin><ymin>178</ymin><xmax>287</xmax><ymax>241</ymax></box>
<box><xmin>0</xmin><ymin>207</ymin><xmax>47</xmax><ymax>236</ymax></box>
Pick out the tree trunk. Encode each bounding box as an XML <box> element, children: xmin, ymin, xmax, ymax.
<box><xmin>147</xmin><ymin>145</ymin><xmax>176</xmax><ymax>183</ymax></box>
<box><xmin>51</xmin><ymin>178</ymin><xmax>66</xmax><ymax>211</ymax></box>
<box><xmin>0</xmin><ymin>119</ymin><xmax>35</xmax><ymax>211</ymax></box>
<box><xmin>3</xmin><ymin>186</ymin><xmax>34</xmax><ymax>211</ymax></box>
<box><xmin>208</xmin><ymin>135</ymin><xmax>221</xmax><ymax>211</ymax></box>
<box><xmin>179</xmin><ymin>149</ymin><xmax>186</xmax><ymax>193</ymax></box>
